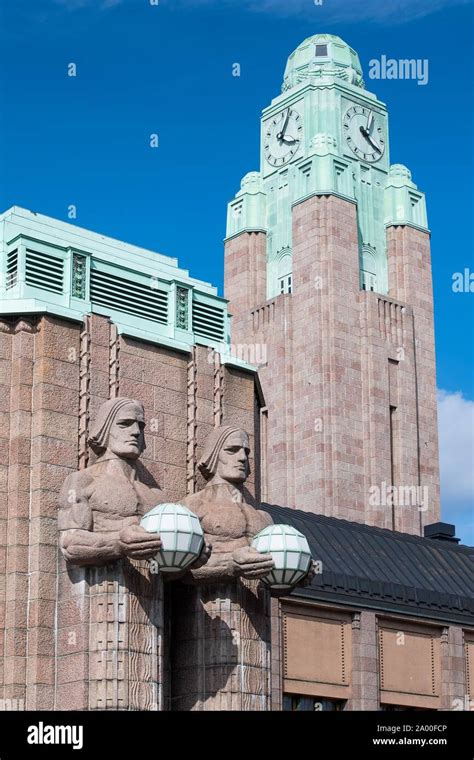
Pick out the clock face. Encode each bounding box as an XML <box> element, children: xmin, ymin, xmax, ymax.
<box><xmin>343</xmin><ymin>105</ymin><xmax>385</xmax><ymax>163</ymax></box>
<box><xmin>264</xmin><ymin>108</ymin><xmax>303</xmax><ymax>167</ymax></box>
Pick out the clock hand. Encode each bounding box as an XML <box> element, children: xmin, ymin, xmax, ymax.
<box><xmin>280</xmin><ymin>135</ymin><xmax>300</xmax><ymax>144</ymax></box>
<box><xmin>359</xmin><ymin>126</ymin><xmax>382</xmax><ymax>153</ymax></box>
<box><xmin>366</xmin><ymin>111</ymin><xmax>374</xmax><ymax>133</ymax></box>
<box><xmin>277</xmin><ymin>109</ymin><xmax>291</xmax><ymax>141</ymax></box>
<box><xmin>366</xmin><ymin>133</ymin><xmax>382</xmax><ymax>153</ymax></box>
<box><xmin>362</xmin><ymin>130</ymin><xmax>382</xmax><ymax>155</ymax></box>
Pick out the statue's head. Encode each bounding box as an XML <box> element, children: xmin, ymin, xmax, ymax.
<box><xmin>88</xmin><ymin>398</ymin><xmax>145</xmax><ymax>460</ymax></box>
<box><xmin>198</xmin><ymin>426</ymin><xmax>250</xmax><ymax>486</ymax></box>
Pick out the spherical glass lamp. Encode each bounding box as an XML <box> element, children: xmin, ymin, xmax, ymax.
<box><xmin>140</xmin><ymin>503</ymin><xmax>204</xmax><ymax>573</ymax></box>
<box><xmin>251</xmin><ymin>524</ymin><xmax>312</xmax><ymax>590</ymax></box>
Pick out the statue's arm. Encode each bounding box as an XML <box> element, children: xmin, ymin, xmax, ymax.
<box><xmin>257</xmin><ymin>509</ymin><xmax>273</xmax><ymax>528</ymax></box>
<box><xmin>181</xmin><ymin>559</ymin><xmax>236</xmax><ymax>584</ymax></box>
<box><xmin>181</xmin><ymin>546</ymin><xmax>237</xmax><ymax>583</ymax></box>
<box><xmin>183</xmin><ymin>538</ymin><xmax>275</xmax><ymax>584</ymax></box>
<box><xmin>177</xmin><ymin>498</ymin><xmax>275</xmax><ymax>584</ymax></box>
<box><xmin>173</xmin><ymin>500</ymin><xmax>238</xmax><ymax>583</ymax></box>
<box><xmin>58</xmin><ymin>472</ymin><xmax>122</xmax><ymax>566</ymax></box>
<box><xmin>60</xmin><ymin>528</ymin><xmax>123</xmax><ymax>566</ymax></box>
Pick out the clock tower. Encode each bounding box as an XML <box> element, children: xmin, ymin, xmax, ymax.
<box><xmin>224</xmin><ymin>34</ymin><xmax>440</xmax><ymax>534</ymax></box>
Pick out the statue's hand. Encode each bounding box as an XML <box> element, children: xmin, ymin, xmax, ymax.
<box><xmin>191</xmin><ymin>541</ymin><xmax>212</xmax><ymax>570</ymax></box>
<box><xmin>232</xmin><ymin>545</ymin><xmax>275</xmax><ymax>580</ymax></box>
<box><xmin>119</xmin><ymin>521</ymin><xmax>162</xmax><ymax>560</ymax></box>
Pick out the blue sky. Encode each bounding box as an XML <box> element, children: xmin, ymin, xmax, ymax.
<box><xmin>1</xmin><ymin>0</ymin><xmax>473</xmax><ymax>542</ymax></box>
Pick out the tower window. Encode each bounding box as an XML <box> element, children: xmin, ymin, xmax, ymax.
<box><xmin>360</xmin><ymin>270</ymin><xmax>376</xmax><ymax>293</ymax></box>
<box><xmin>280</xmin><ymin>275</ymin><xmax>292</xmax><ymax>295</ymax></box>
<box><xmin>315</xmin><ymin>44</ymin><xmax>328</xmax><ymax>57</ymax></box>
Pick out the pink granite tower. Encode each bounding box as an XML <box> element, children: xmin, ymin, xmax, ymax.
<box><xmin>224</xmin><ymin>34</ymin><xmax>440</xmax><ymax>534</ymax></box>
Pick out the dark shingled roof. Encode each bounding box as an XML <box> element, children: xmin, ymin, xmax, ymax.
<box><xmin>262</xmin><ymin>504</ymin><xmax>474</xmax><ymax>626</ymax></box>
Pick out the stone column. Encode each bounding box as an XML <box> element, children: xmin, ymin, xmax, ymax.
<box><xmin>349</xmin><ymin>611</ymin><xmax>379</xmax><ymax>710</ymax></box>
<box><xmin>56</xmin><ymin>313</ymin><xmax>97</xmax><ymax>709</ymax></box>
<box><xmin>231</xmin><ymin>294</ymin><xmax>294</xmax><ymax>508</ymax></box>
<box><xmin>270</xmin><ymin>597</ymin><xmax>283</xmax><ymax>711</ymax></box>
<box><xmin>359</xmin><ymin>292</ymin><xmax>421</xmax><ymax>533</ymax></box>
<box><xmin>224</xmin><ymin>231</ymin><xmax>267</xmax><ymax>336</ymax></box>
<box><xmin>28</xmin><ymin>315</ymin><xmax>80</xmax><ymax>710</ymax></box>
<box><xmin>387</xmin><ymin>225</ymin><xmax>440</xmax><ymax>527</ymax></box>
<box><xmin>0</xmin><ymin>321</ymin><xmax>12</xmax><ymax>701</ymax></box>
<box><xmin>222</xmin><ymin>366</ymin><xmax>258</xmax><ymax>500</ymax></box>
<box><xmin>291</xmin><ymin>194</ymin><xmax>364</xmax><ymax>519</ymax></box>
<box><xmin>440</xmin><ymin>625</ymin><xmax>466</xmax><ymax>710</ymax></box>
<box><xmin>88</xmin><ymin>561</ymin><xmax>163</xmax><ymax>711</ymax></box>
<box><xmin>170</xmin><ymin>579</ymin><xmax>271</xmax><ymax>711</ymax></box>
<box><xmin>3</xmin><ymin>321</ymin><xmax>36</xmax><ymax>706</ymax></box>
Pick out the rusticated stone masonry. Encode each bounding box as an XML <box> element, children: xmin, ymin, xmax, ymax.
<box><xmin>224</xmin><ymin>194</ymin><xmax>440</xmax><ymax>532</ymax></box>
<box><xmin>0</xmin><ymin>310</ymin><xmax>260</xmax><ymax>710</ymax></box>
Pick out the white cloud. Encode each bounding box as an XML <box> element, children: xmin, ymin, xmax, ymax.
<box><xmin>176</xmin><ymin>0</ymin><xmax>470</xmax><ymax>24</ymax></box>
<box><xmin>438</xmin><ymin>389</ymin><xmax>474</xmax><ymax>505</ymax></box>
<box><xmin>53</xmin><ymin>0</ymin><xmax>122</xmax><ymax>9</ymax></box>
<box><xmin>52</xmin><ymin>0</ymin><xmax>470</xmax><ymax>23</ymax></box>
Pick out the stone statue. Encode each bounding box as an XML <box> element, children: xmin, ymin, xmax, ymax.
<box><xmin>181</xmin><ymin>425</ymin><xmax>276</xmax><ymax>583</ymax></box>
<box><xmin>58</xmin><ymin>397</ymin><xmax>165</xmax><ymax>566</ymax></box>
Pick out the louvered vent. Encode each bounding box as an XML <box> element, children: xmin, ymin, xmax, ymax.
<box><xmin>192</xmin><ymin>299</ymin><xmax>225</xmax><ymax>341</ymax></box>
<box><xmin>25</xmin><ymin>249</ymin><xmax>64</xmax><ymax>294</ymax></box>
<box><xmin>90</xmin><ymin>267</ymin><xmax>168</xmax><ymax>325</ymax></box>
<box><xmin>6</xmin><ymin>249</ymin><xmax>18</xmax><ymax>289</ymax></box>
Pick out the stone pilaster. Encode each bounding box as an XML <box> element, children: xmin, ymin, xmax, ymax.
<box><xmin>349</xmin><ymin>611</ymin><xmax>379</xmax><ymax>710</ymax></box>
<box><xmin>27</xmin><ymin>316</ymin><xmax>79</xmax><ymax>709</ymax></box>
<box><xmin>291</xmin><ymin>194</ymin><xmax>364</xmax><ymax>519</ymax></box>
<box><xmin>387</xmin><ymin>225</ymin><xmax>440</xmax><ymax>527</ymax></box>
<box><xmin>88</xmin><ymin>561</ymin><xmax>163</xmax><ymax>711</ymax></box>
<box><xmin>440</xmin><ymin>626</ymin><xmax>466</xmax><ymax>710</ymax></box>
<box><xmin>0</xmin><ymin>321</ymin><xmax>12</xmax><ymax>700</ymax></box>
<box><xmin>119</xmin><ymin>334</ymin><xmax>188</xmax><ymax>503</ymax></box>
<box><xmin>270</xmin><ymin>597</ymin><xmax>283</xmax><ymax>711</ymax></box>
<box><xmin>222</xmin><ymin>366</ymin><xmax>258</xmax><ymax>501</ymax></box>
<box><xmin>4</xmin><ymin>322</ymin><xmax>36</xmax><ymax>705</ymax></box>
<box><xmin>170</xmin><ymin>580</ymin><xmax>271</xmax><ymax>711</ymax></box>
<box><xmin>359</xmin><ymin>291</ymin><xmax>421</xmax><ymax>533</ymax></box>
<box><xmin>224</xmin><ymin>231</ymin><xmax>267</xmax><ymax>334</ymax></box>
<box><xmin>228</xmin><ymin>294</ymin><xmax>293</xmax><ymax>507</ymax></box>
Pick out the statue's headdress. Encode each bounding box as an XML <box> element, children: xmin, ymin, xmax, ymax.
<box><xmin>88</xmin><ymin>398</ymin><xmax>145</xmax><ymax>456</ymax></box>
<box><xmin>198</xmin><ymin>425</ymin><xmax>249</xmax><ymax>481</ymax></box>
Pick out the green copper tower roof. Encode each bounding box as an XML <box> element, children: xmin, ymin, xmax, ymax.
<box><xmin>283</xmin><ymin>34</ymin><xmax>365</xmax><ymax>92</ymax></box>
<box><xmin>227</xmin><ymin>32</ymin><xmax>429</xmax><ymax>300</ymax></box>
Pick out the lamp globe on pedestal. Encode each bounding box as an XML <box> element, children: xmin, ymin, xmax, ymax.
<box><xmin>252</xmin><ymin>524</ymin><xmax>312</xmax><ymax>590</ymax></box>
<box><xmin>140</xmin><ymin>503</ymin><xmax>204</xmax><ymax>573</ymax></box>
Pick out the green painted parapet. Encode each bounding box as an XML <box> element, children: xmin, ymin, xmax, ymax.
<box><xmin>0</xmin><ymin>207</ymin><xmax>251</xmax><ymax>370</ymax></box>
<box><xmin>226</xmin><ymin>172</ymin><xmax>267</xmax><ymax>239</ymax></box>
<box><xmin>384</xmin><ymin>164</ymin><xmax>429</xmax><ymax>231</ymax></box>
